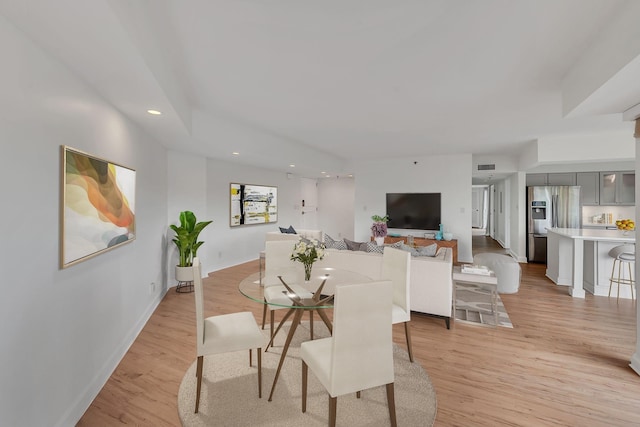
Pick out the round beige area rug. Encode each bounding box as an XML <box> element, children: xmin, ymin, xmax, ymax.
<box><xmin>177</xmin><ymin>322</ymin><xmax>437</xmax><ymax>426</ymax></box>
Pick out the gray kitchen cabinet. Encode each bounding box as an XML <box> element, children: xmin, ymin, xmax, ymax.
<box><xmin>547</xmin><ymin>173</ymin><xmax>577</xmax><ymax>186</ymax></box>
<box><xmin>600</xmin><ymin>171</ymin><xmax>635</xmax><ymax>205</ymax></box>
<box><xmin>526</xmin><ymin>174</ymin><xmax>548</xmax><ymax>186</ymax></box>
<box><xmin>576</xmin><ymin>172</ymin><xmax>599</xmax><ymax>205</ymax></box>
<box><xmin>526</xmin><ymin>173</ymin><xmax>577</xmax><ymax>186</ymax></box>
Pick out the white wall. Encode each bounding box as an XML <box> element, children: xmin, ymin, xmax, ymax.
<box><xmin>351</xmin><ymin>154</ymin><xmax>473</xmax><ymax>263</ymax></box>
<box><xmin>317</xmin><ymin>177</ymin><xmax>355</xmax><ymax>240</ymax></box>
<box><xmin>493</xmin><ymin>179</ymin><xmax>508</xmax><ymax>248</ymax></box>
<box><xmin>166</xmin><ymin>152</ymin><xmax>308</xmax><ymax>276</ymax></box>
<box><xmin>0</xmin><ymin>16</ymin><xmax>168</xmax><ymax>427</ymax></box>
<box><xmin>509</xmin><ymin>172</ymin><xmax>527</xmax><ymax>262</ymax></box>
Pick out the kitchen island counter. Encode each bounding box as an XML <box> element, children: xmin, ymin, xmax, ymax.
<box><xmin>546</xmin><ymin>228</ymin><xmax>635</xmax><ymax>298</ymax></box>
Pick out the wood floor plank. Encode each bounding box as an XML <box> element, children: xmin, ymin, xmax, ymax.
<box><xmin>78</xmin><ymin>237</ymin><xmax>640</xmax><ymax>426</ymax></box>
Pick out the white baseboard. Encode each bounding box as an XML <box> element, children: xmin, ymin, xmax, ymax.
<box><xmin>56</xmin><ymin>288</ymin><xmax>168</xmax><ymax>427</ymax></box>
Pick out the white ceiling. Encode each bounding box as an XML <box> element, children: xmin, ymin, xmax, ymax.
<box><xmin>2</xmin><ymin>0</ymin><xmax>639</xmax><ymax>179</ymax></box>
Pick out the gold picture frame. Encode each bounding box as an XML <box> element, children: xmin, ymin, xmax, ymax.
<box><xmin>60</xmin><ymin>146</ymin><xmax>136</xmax><ymax>268</ymax></box>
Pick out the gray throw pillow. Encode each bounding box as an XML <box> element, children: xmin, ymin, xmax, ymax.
<box><xmin>344</xmin><ymin>238</ymin><xmax>368</xmax><ymax>252</ymax></box>
<box><xmin>324</xmin><ymin>234</ymin><xmax>348</xmax><ymax>250</ymax></box>
<box><xmin>387</xmin><ymin>241</ymin><xmax>404</xmax><ymax>249</ymax></box>
<box><xmin>366</xmin><ymin>241</ymin><xmax>385</xmax><ymax>253</ymax></box>
<box><xmin>415</xmin><ymin>243</ymin><xmax>438</xmax><ymax>257</ymax></box>
<box><xmin>279</xmin><ymin>225</ymin><xmax>297</xmax><ymax>234</ymax></box>
<box><xmin>399</xmin><ymin>242</ymin><xmax>419</xmax><ymax>256</ymax></box>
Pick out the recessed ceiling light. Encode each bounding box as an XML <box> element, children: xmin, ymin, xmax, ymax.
<box><xmin>147</xmin><ymin>109</ymin><xmax>162</xmax><ymax>115</ymax></box>
<box><xmin>289</xmin><ymin>164</ymin><xmax>295</xmax><ymax>168</ymax></box>
<box><xmin>232</xmin><ymin>152</ymin><xmax>240</xmax><ymax>155</ymax></box>
<box><xmin>321</xmin><ymin>171</ymin><xmax>326</xmax><ymax>174</ymax></box>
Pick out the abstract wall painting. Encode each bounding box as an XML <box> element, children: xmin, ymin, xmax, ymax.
<box><xmin>230</xmin><ymin>183</ymin><xmax>277</xmax><ymax>226</ymax></box>
<box><xmin>60</xmin><ymin>146</ymin><xmax>136</xmax><ymax>268</ymax></box>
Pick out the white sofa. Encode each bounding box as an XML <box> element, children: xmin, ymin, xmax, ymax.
<box><xmin>315</xmin><ymin>247</ymin><xmax>454</xmax><ymax>328</ymax></box>
<box><xmin>265</xmin><ymin>229</ymin><xmax>323</xmax><ymax>243</ymax></box>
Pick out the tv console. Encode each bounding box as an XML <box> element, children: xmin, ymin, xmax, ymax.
<box><xmin>383</xmin><ymin>236</ymin><xmax>458</xmax><ymax>264</ymax></box>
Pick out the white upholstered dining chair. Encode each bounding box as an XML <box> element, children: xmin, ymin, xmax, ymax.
<box><xmin>382</xmin><ymin>246</ymin><xmax>414</xmax><ymax>362</ymax></box>
<box><xmin>262</xmin><ymin>240</ymin><xmax>313</xmax><ymax>340</ymax></box>
<box><xmin>192</xmin><ymin>257</ymin><xmax>264</xmax><ymax>413</ymax></box>
<box><xmin>301</xmin><ymin>280</ymin><xmax>397</xmax><ymax>427</ymax></box>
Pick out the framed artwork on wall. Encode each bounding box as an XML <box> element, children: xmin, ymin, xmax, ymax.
<box><xmin>230</xmin><ymin>183</ymin><xmax>277</xmax><ymax>226</ymax></box>
<box><xmin>60</xmin><ymin>146</ymin><xmax>136</xmax><ymax>268</ymax></box>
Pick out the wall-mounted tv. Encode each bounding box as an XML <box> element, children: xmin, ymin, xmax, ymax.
<box><xmin>386</xmin><ymin>193</ymin><xmax>441</xmax><ymax>230</ymax></box>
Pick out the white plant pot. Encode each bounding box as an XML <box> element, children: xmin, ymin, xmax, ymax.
<box><xmin>175</xmin><ymin>265</ymin><xmax>194</xmax><ymax>282</ymax></box>
<box><xmin>375</xmin><ymin>236</ymin><xmax>385</xmax><ymax>246</ymax></box>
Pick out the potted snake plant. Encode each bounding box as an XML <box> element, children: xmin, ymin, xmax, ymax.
<box><xmin>170</xmin><ymin>211</ymin><xmax>212</xmax><ymax>282</ymax></box>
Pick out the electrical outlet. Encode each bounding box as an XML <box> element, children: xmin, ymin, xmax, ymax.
<box><xmin>149</xmin><ymin>282</ymin><xmax>156</xmax><ymax>294</ymax></box>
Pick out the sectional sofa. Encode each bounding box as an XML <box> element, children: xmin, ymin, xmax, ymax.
<box><xmin>315</xmin><ymin>246</ymin><xmax>454</xmax><ymax>328</ymax></box>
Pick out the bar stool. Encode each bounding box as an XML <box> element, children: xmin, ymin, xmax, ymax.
<box><xmin>608</xmin><ymin>244</ymin><xmax>636</xmax><ymax>302</ymax></box>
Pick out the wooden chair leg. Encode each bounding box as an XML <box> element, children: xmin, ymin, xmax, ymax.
<box><xmin>195</xmin><ymin>356</ymin><xmax>204</xmax><ymax>413</ymax></box>
<box><xmin>404</xmin><ymin>321</ymin><xmax>414</xmax><ymax>363</ymax></box>
<box><xmin>329</xmin><ymin>396</ymin><xmax>337</xmax><ymax>427</ymax></box>
<box><xmin>249</xmin><ymin>349</ymin><xmax>253</xmax><ymax>366</ymax></box>
<box><xmin>270</xmin><ymin>310</ymin><xmax>275</xmax><ymax>340</ymax></box>
<box><xmin>356</xmin><ymin>391</ymin><xmax>361</xmax><ymax>398</ymax></box>
<box><xmin>261</xmin><ymin>299</ymin><xmax>267</xmax><ymax>329</ymax></box>
<box><xmin>257</xmin><ymin>348</ymin><xmax>262</xmax><ymax>398</ymax></box>
<box><xmin>386</xmin><ymin>383</ymin><xmax>397</xmax><ymax>427</ymax></box>
<box><xmin>309</xmin><ymin>310</ymin><xmax>314</xmax><ymax>340</ymax></box>
<box><xmin>302</xmin><ymin>361</ymin><xmax>308</xmax><ymax>413</ymax></box>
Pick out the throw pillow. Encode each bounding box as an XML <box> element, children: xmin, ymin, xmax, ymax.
<box><xmin>399</xmin><ymin>242</ymin><xmax>419</xmax><ymax>256</ymax></box>
<box><xmin>387</xmin><ymin>241</ymin><xmax>404</xmax><ymax>249</ymax></box>
<box><xmin>324</xmin><ymin>234</ymin><xmax>348</xmax><ymax>250</ymax></box>
<box><xmin>415</xmin><ymin>243</ymin><xmax>438</xmax><ymax>257</ymax></box>
<box><xmin>344</xmin><ymin>238</ymin><xmax>368</xmax><ymax>252</ymax></box>
<box><xmin>279</xmin><ymin>225</ymin><xmax>297</xmax><ymax>234</ymax></box>
<box><xmin>366</xmin><ymin>241</ymin><xmax>385</xmax><ymax>253</ymax></box>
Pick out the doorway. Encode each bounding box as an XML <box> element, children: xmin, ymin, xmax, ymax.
<box><xmin>472</xmin><ymin>185</ymin><xmax>489</xmax><ymax>236</ymax></box>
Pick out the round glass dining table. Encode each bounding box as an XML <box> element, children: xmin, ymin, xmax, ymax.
<box><xmin>239</xmin><ymin>266</ymin><xmax>372</xmax><ymax>401</ymax></box>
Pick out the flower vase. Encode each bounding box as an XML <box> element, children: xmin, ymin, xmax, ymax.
<box><xmin>304</xmin><ymin>262</ymin><xmax>313</xmax><ymax>281</ymax></box>
<box><xmin>375</xmin><ymin>236</ymin><xmax>385</xmax><ymax>246</ymax></box>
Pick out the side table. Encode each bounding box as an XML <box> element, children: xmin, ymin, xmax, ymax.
<box><xmin>452</xmin><ymin>266</ymin><xmax>498</xmax><ymax>327</ymax></box>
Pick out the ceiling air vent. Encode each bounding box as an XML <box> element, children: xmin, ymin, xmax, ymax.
<box><xmin>477</xmin><ymin>164</ymin><xmax>496</xmax><ymax>171</ymax></box>
<box><xmin>478</xmin><ymin>163</ymin><xmax>496</xmax><ymax>171</ymax></box>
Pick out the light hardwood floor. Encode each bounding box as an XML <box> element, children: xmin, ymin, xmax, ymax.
<box><xmin>78</xmin><ymin>239</ymin><xmax>640</xmax><ymax>426</ymax></box>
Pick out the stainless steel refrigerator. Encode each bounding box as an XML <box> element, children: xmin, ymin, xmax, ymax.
<box><xmin>527</xmin><ymin>186</ymin><xmax>581</xmax><ymax>263</ymax></box>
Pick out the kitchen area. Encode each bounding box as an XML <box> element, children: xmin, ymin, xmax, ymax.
<box><xmin>526</xmin><ymin>171</ymin><xmax>636</xmax><ymax>299</ymax></box>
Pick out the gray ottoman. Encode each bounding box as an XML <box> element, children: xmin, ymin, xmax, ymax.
<box><xmin>472</xmin><ymin>253</ymin><xmax>521</xmax><ymax>294</ymax></box>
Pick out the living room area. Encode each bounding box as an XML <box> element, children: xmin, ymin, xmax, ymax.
<box><xmin>77</xmin><ymin>153</ymin><xmax>639</xmax><ymax>425</ymax></box>
<box><xmin>78</xmin><ymin>232</ymin><xmax>640</xmax><ymax>426</ymax></box>
<box><xmin>4</xmin><ymin>2</ymin><xmax>640</xmax><ymax>426</ymax></box>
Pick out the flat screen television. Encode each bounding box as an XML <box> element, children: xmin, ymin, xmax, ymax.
<box><xmin>386</xmin><ymin>193</ymin><xmax>441</xmax><ymax>230</ymax></box>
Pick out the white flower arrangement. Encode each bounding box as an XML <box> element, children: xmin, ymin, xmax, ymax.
<box><xmin>291</xmin><ymin>238</ymin><xmax>325</xmax><ymax>280</ymax></box>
